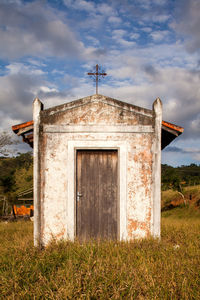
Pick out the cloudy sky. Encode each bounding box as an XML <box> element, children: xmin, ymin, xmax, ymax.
<box><xmin>0</xmin><ymin>0</ymin><xmax>200</xmax><ymax>166</ymax></box>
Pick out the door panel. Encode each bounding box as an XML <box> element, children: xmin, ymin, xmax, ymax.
<box><xmin>76</xmin><ymin>150</ymin><xmax>118</xmax><ymax>240</ymax></box>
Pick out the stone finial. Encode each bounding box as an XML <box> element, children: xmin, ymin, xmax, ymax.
<box><xmin>33</xmin><ymin>98</ymin><xmax>43</xmax><ymax>120</ymax></box>
<box><xmin>153</xmin><ymin>97</ymin><xmax>162</xmax><ymax>115</ymax></box>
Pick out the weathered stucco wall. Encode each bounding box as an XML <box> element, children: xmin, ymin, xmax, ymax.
<box><xmin>34</xmin><ymin>94</ymin><xmax>162</xmax><ymax>246</ymax></box>
<box><xmin>40</xmin><ymin>95</ymin><xmax>153</xmax><ymax>126</ymax></box>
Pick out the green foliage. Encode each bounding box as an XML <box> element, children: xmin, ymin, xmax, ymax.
<box><xmin>14</xmin><ymin>166</ymin><xmax>33</xmax><ymax>195</ymax></box>
<box><xmin>0</xmin><ymin>152</ymin><xmax>33</xmax><ymax>193</ymax></box>
<box><xmin>0</xmin><ymin>176</ymin><xmax>15</xmax><ymax>193</ymax></box>
<box><xmin>162</xmin><ymin>163</ymin><xmax>200</xmax><ymax>191</ymax></box>
<box><xmin>14</xmin><ymin>152</ymin><xmax>33</xmax><ymax>170</ymax></box>
<box><xmin>0</xmin><ymin>216</ymin><xmax>200</xmax><ymax>299</ymax></box>
<box><xmin>0</xmin><ymin>152</ymin><xmax>33</xmax><ymax>214</ymax></box>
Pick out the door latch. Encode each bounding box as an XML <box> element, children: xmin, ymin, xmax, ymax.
<box><xmin>77</xmin><ymin>192</ymin><xmax>83</xmax><ymax>202</ymax></box>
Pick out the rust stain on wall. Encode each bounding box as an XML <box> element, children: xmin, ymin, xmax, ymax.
<box><xmin>33</xmin><ymin>94</ymin><xmax>162</xmax><ymax>245</ymax></box>
<box><xmin>127</xmin><ymin>207</ymin><xmax>151</xmax><ymax>238</ymax></box>
<box><xmin>55</xmin><ymin>228</ymin><xmax>66</xmax><ymax>239</ymax></box>
<box><xmin>41</xmin><ymin>99</ymin><xmax>153</xmax><ymax>127</ymax></box>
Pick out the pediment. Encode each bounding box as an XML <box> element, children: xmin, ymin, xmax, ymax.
<box><xmin>40</xmin><ymin>94</ymin><xmax>154</xmax><ymax>126</ymax></box>
<box><xmin>12</xmin><ymin>95</ymin><xmax>183</xmax><ymax>149</ymax></box>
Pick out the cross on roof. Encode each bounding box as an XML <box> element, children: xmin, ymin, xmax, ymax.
<box><xmin>88</xmin><ymin>64</ymin><xmax>107</xmax><ymax>94</ymax></box>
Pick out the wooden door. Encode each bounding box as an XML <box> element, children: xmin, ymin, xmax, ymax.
<box><xmin>76</xmin><ymin>150</ymin><xmax>118</xmax><ymax>240</ymax></box>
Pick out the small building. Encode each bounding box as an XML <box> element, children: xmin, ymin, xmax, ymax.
<box><xmin>12</xmin><ymin>94</ymin><xmax>183</xmax><ymax>246</ymax></box>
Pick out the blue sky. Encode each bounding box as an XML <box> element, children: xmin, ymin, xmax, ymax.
<box><xmin>0</xmin><ymin>0</ymin><xmax>200</xmax><ymax>166</ymax></box>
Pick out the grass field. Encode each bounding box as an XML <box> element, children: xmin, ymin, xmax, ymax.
<box><xmin>0</xmin><ymin>208</ymin><xmax>200</xmax><ymax>299</ymax></box>
<box><xmin>162</xmin><ymin>185</ymin><xmax>200</xmax><ymax>209</ymax></box>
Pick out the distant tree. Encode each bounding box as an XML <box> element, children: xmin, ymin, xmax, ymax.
<box><xmin>0</xmin><ymin>175</ymin><xmax>15</xmax><ymax>193</ymax></box>
<box><xmin>0</xmin><ymin>130</ymin><xmax>19</xmax><ymax>157</ymax></box>
<box><xmin>14</xmin><ymin>164</ymin><xmax>33</xmax><ymax>194</ymax></box>
<box><xmin>15</xmin><ymin>152</ymin><xmax>33</xmax><ymax>169</ymax></box>
<box><xmin>189</xmin><ymin>163</ymin><xmax>198</xmax><ymax>167</ymax></box>
<box><xmin>161</xmin><ymin>164</ymin><xmax>186</xmax><ymax>204</ymax></box>
<box><xmin>0</xmin><ymin>152</ymin><xmax>33</xmax><ymax>216</ymax></box>
<box><xmin>171</xmin><ymin>175</ymin><xmax>186</xmax><ymax>205</ymax></box>
<box><xmin>161</xmin><ymin>166</ymin><xmax>177</xmax><ymax>190</ymax></box>
<box><xmin>0</xmin><ymin>175</ymin><xmax>17</xmax><ymax>217</ymax></box>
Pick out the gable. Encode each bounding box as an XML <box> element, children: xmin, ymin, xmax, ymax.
<box><xmin>12</xmin><ymin>94</ymin><xmax>184</xmax><ymax>149</ymax></box>
<box><xmin>40</xmin><ymin>94</ymin><xmax>154</xmax><ymax>126</ymax></box>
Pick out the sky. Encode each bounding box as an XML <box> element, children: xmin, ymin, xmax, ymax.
<box><xmin>0</xmin><ymin>0</ymin><xmax>200</xmax><ymax>166</ymax></box>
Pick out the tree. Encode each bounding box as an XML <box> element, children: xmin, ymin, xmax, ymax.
<box><xmin>0</xmin><ymin>130</ymin><xmax>21</xmax><ymax>157</ymax></box>
<box><xmin>0</xmin><ymin>175</ymin><xmax>17</xmax><ymax>217</ymax></box>
<box><xmin>171</xmin><ymin>174</ymin><xmax>186</xmax><ymax>205</ymax></box>
<box><xmin>14</xmin><ymin>164</ymin><xmax>33</xmax><ymax>194</ymax></box>
<box><xmin>161</xmin><ymin>164</ymin><xmax>186</xmax><ymax>205</ymax></box>
<box><xmin>0</xmin><ymin>151</ymin><xmax>33</xmax><ymax>216</ymax></box>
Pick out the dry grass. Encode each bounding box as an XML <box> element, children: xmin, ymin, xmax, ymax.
<box><xmin>0</xmin><ymin>213</ymin><xmax>200</xmax><ymax>299</ymax></box>
<box><xmin>162</xmin><ymin>184</ymin><xmax>200</xmax><ymax>211</ymax></box>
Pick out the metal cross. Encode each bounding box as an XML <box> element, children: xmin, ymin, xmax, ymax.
<box><xmin>88</xmin><ymin>64</ymin><xmax>107</xmax><ymax>95</ymax></box>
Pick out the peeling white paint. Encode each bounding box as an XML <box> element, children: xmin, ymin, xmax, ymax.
<box><xmin>34</xmin><ymin>95</ymin><xmax>162</xmax><ymax>246</ymax></box>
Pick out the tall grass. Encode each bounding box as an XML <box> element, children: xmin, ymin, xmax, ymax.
<box><xmin>0</xmin><ymin>215</ymin><xmax>200</xmax><ymax>299</ymax></box>
<box><xmin>162</xmin><ymin>184</ymin><xmax>200</xmax><ymax>209</ymax></box>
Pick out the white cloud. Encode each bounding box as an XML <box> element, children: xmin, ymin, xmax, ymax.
<box><xmin>150</xmin><ymin>30</ymin><xmax>170</xmax><ymax>42</ymax></box>
<box><xmin>6</xmin><ymin>63</ymin><xmax>45</xmax><ymax>76</ymax></box>
<box><xmin>112</xmin><ymin>29</ymin><xmax>126</xmax><ymax>38</ymax></box>
<box><xmin>86</xmin><ymin>35</ymin><xmax>100</xmax><ymax>46</ymax></box>
<box><xmin>63</xmin><ymin>0</ymin><xmax>95</xmax><ymax>12</ymax></box>
<box><xmin>0</xmin><ymin>62</ymin><xmax>49</xmax><ymax>127</ymax></box>
<box><xmin>27</xmin><ymin>59</ymin><xmax>47</xmax><ymax>67</ymax></box>
<box><xmin>98</xmin><ymin>44</ymin><xmax>200</xmax><ymax>140</ymax></box>
<box><xmin>142</xmin><ymin>27</ymin><xmax>152</xmax><ymax>33</ymax></box>
<box><xmin>194</xmin><ymin>153</ymin><xmax>200</xmax><ymax>161</ymax></box>
<box><xmin>0</xmin><ymin>111</ymin><xmax>22</xmax><ymax>131</ymax></box>
<box><xmin>190</xmin><ymin>115</ymin><xmax>200</xmax><ymax>133</ymax></box>
<box><xmin>51</xmin><ymin>69</ymin><xmax>65</xmax><ymax>75</ymax></box>
<box><xmin>0</xmin><ymin>1</ymin><xmax>111</xmax><ymax>63</ymax></box>
<box><xmin>163</xmin><ymin>142</ymin><xmax>200</xmax><ymax>165</ymax></box>
<box><xmin>97</xmin><ymin>3</ymin><xmax>115</xmax><ymax>16</ymax></box>
<box><xmin>154</xmin><ymin>14</ymin><xmax>170</xmax><ymax>23</ymax></box>
<box><xmin>164</xmin><ymin>99</ymin><xmax>177</xmax><ymax>112</ymax></box>
<box><xmin>39</xmin><ymin>86</ymin><xmax>58</xmax><ymax>93</ymax></box>
<box><xmin>0</xmin><ymin>0</ymin><xmax>199</xmax><ymax>166</ymax></box>
<box><xmin>130</xmin><ymin>33</ymin><xmax>140</xmax><ymax>40</ymax></box>
<box><xmin>111</xmin><ymin>29</ymin><xmax>136</xmax><ymax>47</ymax></box>
<box><xmin>0</xmin><ymin>1</ymin><xmax>86</xmax><ymax>59</ymax></box>
<box><xmin>74</xmin><ymin>0</ymin><xmax>95</xmax><ymax>12</ymax></box>
<box><xmin>171</xmin><ymin>0</ymin><xmax>200</xmax><ymax>54</ymax></box>
<box><xmin>135</xmin><ymin>0</ymin><xmax>151</xmax><ymax>10</ymax></box>
<box><xmin>108</xmin><ymin>16</ymin><xmax>122</xmax><ymax>24</ymax></box>
<box><xmin>119</xmin><ymin>39</ymin><xmax>136</xmax><ymax>47</ymax></box>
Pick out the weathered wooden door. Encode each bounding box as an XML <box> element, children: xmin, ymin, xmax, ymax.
<box><xmin>76</xmin><ymin>150</ymin><xmax>118</xmax><ymax>240</ymax></box>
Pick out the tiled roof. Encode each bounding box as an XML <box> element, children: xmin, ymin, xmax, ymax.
<box><xmin>12</xmin><ymin>119</ymin><xmax>183</xmax><ymax>150</ymax></box>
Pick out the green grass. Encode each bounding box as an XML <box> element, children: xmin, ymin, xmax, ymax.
<box><xmin>0</xmin><ymin>212</ymin><xmax>200</xmax><ymax>299</ymax></box>
<box><xmin>162</xmin><ymin>205</ymin><xmax>200</xmax><ymax>219</ymax></box>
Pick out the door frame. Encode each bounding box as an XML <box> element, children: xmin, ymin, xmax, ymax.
<box><xmin>67</xmin><ymin>140</ymin><xmax>127</xmax><ymax>241</ymax></box>
<box><xmin>75</xmin><ymin>149</ymin><xmax>119</xmax><ymax>240</ymax></box>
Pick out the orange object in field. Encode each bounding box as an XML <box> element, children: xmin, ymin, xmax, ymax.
<box><xmin>13</xmin><ymin>205</ymin><xmax>34</xmax><ymax>216</ymax></box>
